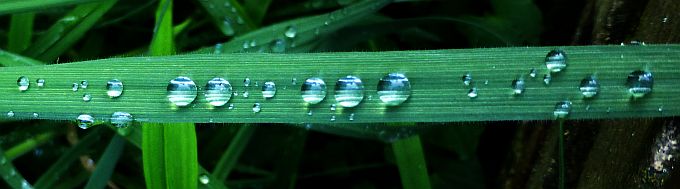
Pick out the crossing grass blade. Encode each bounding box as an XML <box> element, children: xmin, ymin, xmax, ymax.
<box><xmin>0</xmin><ymin>0</ymin><xmax>103</xmax><ymax>15</ymax></box>
<box><xmin>4</xmin><ymin>131</ymin><xmax>56</xmax><ymax>161</ymax></box>
<box><xmin>0</xmin><ymin>148</ymin><xmax>32</xmax><ymax>189</ymax></box>
<box><xmin>244</xmin><ymin>0</ymin><xmax>271</xmax><ymax>25</ymax></box>
<box><xmin>7</xmin><ymin>13</ymin><xmax>35</xmax><ymax>53</ymax></box>
<box><xmin>196</xmin><ymin>0</ymin><xmax>255</xmax><ymax>36</ymax></box>
<box><xmin>0</xmin><ymin>49</ymin><xmax>43</xmax><ymax>67</ymax></box>
<box><xmin>21</xmin><ymin>0</ymin><xmax>118</xmax><ymax>62</ymax></box>
<box><xmin>392</xmin><ymin>136</ymin><xmax>432</xmax><ymax>189</ymax></box>
<box><xmin>84</xmin><ymin>135</ymin><xmax>125</xmax><ymax>189</ymax></box>
<box><xmin>212</xmin><ymin>125</ymin><xmax>256</xmax><ymax>180</ymax></box>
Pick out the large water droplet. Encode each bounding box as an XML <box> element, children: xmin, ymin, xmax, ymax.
<box><xmin>252</xmin><ymin>103</ymin><xmax>261</xmax><ymax>113</ymax></box>
<box><xmin>301</xmin><ymin>77</ymin><xmax>327</xmax><ymax>104</ymax></box>
<box><xmin>205</xmin><ymin>77</ymin><xmax>232</xmax><ymax>107</ymax></box>
<box><xmin>262</xmin><ymin>81</ymin><xmax>277</xmax><ymax>99</ymax></box>
<box><xmin>553</xmin><ymin>101</ymin><xmax>572</xmax><ymax>119</ymax></box>
<box><xmin>77</xmin><ymin>114</ymin><xmax>95</xmax><ymax>129</ymax></box>
<box><xmin>579</xmin><ymin>75</ymin><xmax>600</xmax><ymax>98</ymax></box>
<box><xmin>36</xmin><ymin>79</ymin><xmax>45</xmax><ymax>87</ymax></box>
<box><xmin>106</xmin><ymin>79</ymin><xmax>124</xmax><ymax>98</ymax></box>
<box><xmin>377</xmin><ymin>73</ymin><xmax>411</xmax><ymax>106</ymax></box>
<box><xmin>80</xmin><ymin>80</ymin><xmax>88</xmax><ymax>89</ymax></box>
<box><xmin>199</xmin><ymin>174</ymin><xmax>210</xmax><ymax>184</ymax></box>
<box><xmin>545</xmin><ymin>49</ymin><xmax>567</xmax><ymax>72</ymax></box>
<box><xmin>626</xmin><ymin>70</ymin><xmax>653</xmax><ymax>98</ymax></box>
<box><xmin>270</xmin><ymin>39</ymin><xmax>286</xmax><ymax>53</ymax></box>
<box><xmin>17</xmin><ymin>76</ymin><xmax>29</xmax><ymax>91</ymax></box>
<box><xmin>82</xmin><ymin>93</ymin><xmax>92</xmax><ymax>102</ymax></box>
<box><xmin>467</xmin><ymin>88</ymin><xmax>478</xmax><ymax>98</ymax></box>
<box><xmin>285</xmin><ymin>26</ymin><xmax>297</xmax><ymax>38</ymax></box>
<box><xmin>166</xmin><ymin>76</ymin><xmax>198</xmax><ymax>107</ymax></box>
<box><xmin>110</xmin><ymin>112</ymin><xmax>133</xmax><ymax>128</ymax></box>
<box><xmin>7</xmin><ymin>111</ymin><xmax>15</xmax><ymax>117</ymax></box>
<box><xmin>334</xmin><ymin>76</ymin><xmax>364</xmax><ymax>107</ymax></box>
<box><xmin>462</xmin><ymin>73</ymin><xmax>472</xmax><ymax>86</ymax></box>
<box><xmin>72</xmin><ymin>83</ymin><xmax>79</xmax><ymax>92</ymax></box>
<box><xmin>511</xmin><ymin>78</ymin><xmax>526</xmax><ymax>95</ymax></box>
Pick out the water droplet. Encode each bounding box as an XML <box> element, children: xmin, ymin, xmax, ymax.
<box><xmin>252</xmin><ymin>103</ymin><xmax>261</xmax><ymax>113</ymax></box>
<box><xmin>284</xmin><ymin>26</ymin><xmax>297</xmax><ymax>38</ymax></box>
<box><xmin>36</xmin><ymin>79</ymin><xmax>45</xmax><ymax>87</ymax></box>
<box><xmin>377</xmin><ymin>73</ymin><xmax>411</xmax><ymax>106</ymax></box>
<box><xmin>262</xmin><ymin>81</ymin><xmax>277</xmax><ymax>98</ymax></box>
<box><xmin>511</xmin><ymin>78</ymin><xmax>526</xmax><ymax>95</ymax></box>
<box><xmin>626</xmin><ymin>70</ymin><xmax>653</xmax><ymax>98</ymax></box>
<box><xmin>304</xmin><ymin>123</ymin><xmax>312</xmax><ymax>130</ymax></box>
<box><xmin>484</xmin><ymin>80</ymin><xmax>489</xmax><ymax>85</ymax></box>
<box><xmin>7</xmin><ymin>111</ymin><xmax>15</xmax><ymax>117</ymax></box>
<box><xmin>243</xmin><ymin>91</ymin><xmax>249</xmax><ymax>98</ymax></box>
<box><xmin>242</xmin><ymin>41</ymin><xmax>250</xmax><ymax>49</ymax></box>
<box><xmin>314</xmin><ymin>28</ymin><xmax>320</xmax><ymax>35</ymax></box>
<box><xmin>228</xmin><ymin>104</ymin><xmax>235</xmax><ymax>110</ymax></box>
<box><xmin>80</xmin><ymin>80</ymin><xmax>88</xmax><ymax>89</ymax></box>
<box><xmin>553</xmin><ymin>100</ymin><xmax>572</xmax><ymax>119</ymax></box>
<box><xmin>585</xmin><ymin>105</ymin><xmax>591</xmax><ymax>111</ymax></box>
<box><xmin>255</xmin><ymin>81</ymin><xmax>259</xmax><ymax>87</ymax></box>
<box><xmin>330</xmin><ymin>115</ymin><xmax>336</xmax><ymax>122</ymax></box>
<box><xmin>658</xmin><ymin>106</ymin><xmax>664</xmax><ymax>112</ymax></box>
<box><xmin>231</xmin><ymin>7</ymin><xmax>237</xmax><ymax>13</ymax></box>
<box><xmin>334</xmin><ymin>76</ymin><xmax>364</xmax><ymax>107</ymax></box>
<box><xmin>82</xmin><ymin>93</ymin><xmax>92</xmax><ymax>102</ymax></box>
<box><xmin>301</xmin><ymin>77</ymin><xmax>327</xmax><ymax>104</ymax></box>
<box><xmin>249</xmin><ymin>40</ymin><xmax>257</xmax><ymax>47</ymax></box>
<box><xmin>579</xmin><ymin>75</ymin><xmax>600</xmax><ymax>98</ymax></box>
<box><xmin>244</xmin><ymin>77</ymin><xmax>251</xmax><ymax>87</ymax></box>
<box><xmin>543</xmin><ymin>74</ymin><xmax>552</xmax><ymax>85</ymax></box>
<box><xmin>72</xmin><ymin>83</ymin><xmax>79</xmax><ymax>92</ymax></box>
<box><xmin>77</xmin><ymin>114</ymin><xmax>95</xmax><ymax>129</ymax></box>
<box><xmin>199</xmin><ymin>174</ymin><xmax>210</xmax><ymax>184</ymax></box>
<box><xmin>330</xmin><ymin>104</ymin><xmax>337</xmax><ymax>111</ymax></box>
<box><xmin>110</xmin><ymin>112</ymin><xmax>133</xmax><ymax>128</ymax></box>
<box><xmin>348</xmin><ymin>113</ymin><xmax>355</xmax><ymax>121</ymax></box>
<box><xmin>307</xmin><ymin>110</ymin><xmax>313</xmax><ymax>116</ymax></box>
<box><xmin>0</xmin><ymin>156</ymin><xmax>5</xmax><ymax>164</ymax></box>
<box><xmin>606</xmin><ymin>107</ymin><xmax>611</xmax><ymax>113</ymax></box>
<box><xmin>166</xmin><ymin>76</ymin><xmax>198</xmax><ymax>107</ymax></box>
<box><xmin>32</xmin><ymin>113</ymin><xmax>38</xmax><ymax>118</ymax></box>
<box><xmin>270</xmin><ymin>39</ymin><xmax>286</xmax><ymax>53</ymax></box>
<box><xmin>106</xmin><ymin>79</ymin><xmax>124</xmax><ymax>98</ymax></box>
<box><xmin>529</xmin><ymin>68</ymin><xmax>537</xmax><ymax>78</ymax></box>
<box><xmin>205</xmin><ymin>77</ymin><xmax>232</xmax><ymax>107</ymax></box>
<box><xmin>17</xmin><ymin>76</ymin><xmax>29</xmax><ymax>91</ymax></box>
<box><xmin>462</xmin><ymin>73</ymin><xmax>472</xmax><ymax>86</ymax></box>
<box><xmin>222</xmin><ymin>19</ymin><xmax>235</xmax><ymax>36</ymax></box>
<box><xmin>662</xmin><ymin>17</ymin><xmax>669</xmax><ymax>23</ymax></box>
<box><xmin>291</xmin><ymin>78</ymin><xmax>297</xmax><ymax>85</ymax></box>
<box><xmin>223</xmin><ymin>2</ymin><xmax>230</xmax><ymax>7</ymax></box>
<box><xmin>467</xmin><ymin>88</ymin><xmax>478</xmax><ymax>98</ymax></box>
<box><xmin>324</xmin><ymin>20</ymin><xmax>330</xmax><ymax>25</ymax></box>
<box><xmin>545</xmin><ymin>49</ymin><xmax>567</xmax><ymax>72</ymax></box>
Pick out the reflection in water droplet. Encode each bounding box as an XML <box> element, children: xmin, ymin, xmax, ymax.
<box><xmin>545</xmin><ymin>49</ymin><xmax>567</xmax><ymax>72</ymax></box>
<box><xmin>285</xmin><ymin>26</ymin><xmax>297</xmax><ymax>38</ymax></box>
<box><xmin>80</xmin><ymin>80</ymin><xmax>89</xmax><ymax>89</ymax></box>
<box><xmin>334</xmin><ymin>76</ymin><xmax>364</xmax><ymax>107</ymax></box>
<box><xmin>511</xmin><ymin>78</ymin><xmax>526</xmax><ymax>95</ymax></box>
<box><xmin>301</xmin><ymin>77</ymin><xmax>327</xmax><ymax>104</ymax></box>
<box><xmin>82</xmin><ymin>93</ymin><xmax>92</xmax><ymax>102</ymax></box>
<box><xmin>262</xmin><ymin>81</ymin><xmax>277</xmax><ymax>98</ymax></box>
<box><xmin>377</xmin><ymin>73</ymin><xmax>411</xmax><ymax>106</ymax></box>
<box><xmin>543</xmin><ymin>74</ymin><xmax>552</xmax><ymax>85</ymax></box>
<box><xmin>579</xmin><ymin>75</ymin><xmax>600</xmax><ymax>98</ymax></box>
<box><xmin>462</xmin><ymin>73</ymin><xmax>472</xmax><ymax>86</ymax></box>
<box><xmin>36</xmin><ymin>79</ymin><xmax>45</xmax><ymax>87</ymax></box>
<box><xmin>166</xmin><ymin>76</ymin><xmax>198</xmax><ymax>107</ymax></box>
<box><xmin>529</xmin><ymin>68</ymin><xmax>537</xmax><ymax>78</ymax></box>
<box><xmin>626</xmin><ymin>70</ymin><xmax>653</xmax><ymax>98</ymax></box>
<box><xmin>7</xmin><ymin>111</ymin><xmax>15</xmax><ymax>117</ymax></box>
<box><xmin>553</xmin><ymin>100</ymin><xmax>572</xmax><ymax>119</ymax></box>
<box><xmin>199</xmin><ymin>174</ymin><xmax>210</xmax><ymax>184</ymax></box>
<box><xmin>72</xmin><ymin>83</ymin><xmax>79</xmax><ymax>92</ymax></box>
<box><xmin>77</xmin><ymin>114</ymin><xmax>95</xmax><ymax>129</ymax></box>
<box><xmin>17</xmin><ymin>76</ymin><xmax>29</xmax><ymax>91</ymax></box>
<box><xmin>205</xmin><ymin>78</ymin><xmax>232</xmax><ymax>107</ymax></box>
<box><xmin>270</xmin><ymin>39</ymin><xmax>286</xmax><ymax>53</ymax></box>
<box><xmin>106</xmin><ymin>79</ymin><xmax>124</xmax><ymax>98</ymax></box>
<box><xmin>468</xmin><ymin>88</ymin><xmax>478</xmax><ymax>98</ymax></box>
<box><xmin>111</xmin><ymin>112</ymin><xmax>133</xmax><ymax>128</ymax></box>
<box><xmin>252</xmin><ymin>103</ymin><xmax>261</xmax><ymax>113</ymax></box>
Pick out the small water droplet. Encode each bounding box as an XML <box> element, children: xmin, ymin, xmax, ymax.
<box><xmin>32</xmin><ymin>113</ymin><xmax>38</xmax><ymax>118</ymax></box>
<box><xmin>348</xmin><ymin>113</ymin><xmax>355</xmax><ymax>121</ymax></box>
<box><xmin>231</xmin><ymin>7</ymin><xmax>237</xmax><ymax>13</ymax></box>
<box><xmin>301</xmin><ymin>77</ymin><xmax>327</xmax><ymax>104</ymax></box>
<box><xmin>249</xmin><ymin>40</ymin><xmax>257</xmax><ymax>47</ymax></box>
<box><xmin>199</xmin><ymin>174</ymin><xmax>210</xmax><ymax>184</ymax></box>
<box><xmin>330</xmin><ymin>115</ymin><xmax>336</xmax><ymax>122</ymax></box>
<box><xmin>579</xmin><ymin>75</ymin><xmax>600</xmax><ymax>98</ymax></box>
<box><xmin>377</xmin><ymin>73</ymin><xmax>411</xmax><ymax>106</ymax></box>
<box><xmin>626</xmin><ymin>70</ymin><xmax>653</xmax><ymax>98</ymax></box>
<box><xmin>106</xmin><ymin>79</ymin><xmax>124</xmax><ymax>98</ymax></box>
<box><xmin>307</xmin><ymin>110</ymin><xmax>313</xmax><ymax>116</ymax></box>
<box><xmin>110</xmin><ymin>112</ymin><xmax>133</xmax><ymax>128</ymax></box>
<box><xmin>244</xmin><ymin>77</ymin><xmax>251</xmax><ymax>87</ymax></box>
<box><xmin>7</xmin><ymin>111</ymin><xmax>15</xmax><ymax>117</ymax></box>
<box><xmin>658</xmin><ymin>106</ymin><xmax>664</xmax><ymax>112</ymax></box>
<box><xmin>166</xmin><ymin>76</ymin><xmax>198</xmax><ymax>107</ymax></box>
<box><xmin>529</xmin><ymin>68</ymin><xmax>537</xmax><ymax>78</ymax></box>
<box><xmin>462</xmin><ymin>73</ymin><xmax>472</xmax><ymax>86</ymax></box>
<box><xmin>205</xmin><ymin>77</ymin><xmax>232</xmax><ymax>107</ymax></box>
<box><xmin>553</xmin><ymin>101</ymin><xmax>572</xmax><ymax>119</ymax></box>
<box><xmin>330</xmin><ymin>104</ymin><xmax>337</xmax><ymax>111</ymax></box>
<box><xmin>334</xmin><ymin>76</ymin><xmax>364</xmax><ymax>107</ymax></box>
<box><xmin>36</xmin><ymin>79</ymin><xmax>45</xmax><ymax>87</ymax></box>
<box><xmin>77</xmin><ymin>114</ymin><xmax>95</xmax><ymax>129</ymax></box>
<box><xmin>21</xmin><ymin>180</ymin><xmax>31</xmax><ymax>189</ymax></box>
<box><xmin>467</xmin><ymin>88</ymin><xmax>478</xmax><ymax>98</ymax></box>
<box><xmin>484</xmin><ymin>80</ymin><xmax>489</xmax><ymax>85</ymax></box>
<box><xmin>255</xmin><ymin>81</ymin><xmax>259</xmax><ymax>87</ymax></box>
<box><xmin>72</xmin><ymin>83</ymin><xmax>79</xmax><ymax>92</ymax></box>
<box><xmin>585</xmin><ymin>105</ymin><xmax>591</xmax><ymax>111</ymax></box>
<box><xmin>228</xmin><ymin>103</ymin><xmax>235</xmax><ymax>109</ymax></box>
<box><xmin>314</xmin><ymin>28</ymin><xmax>321</xmax><ymax>35</ymax></box>
<box><xmin>17</xmin><ymin>76</ymin><xmax>29</xmax><ymax>91</ymax></box>
<box><xmin>270</xmin><ymin>39</ymin><xmax>286</xmax><ymax>53</ymax></box>
<box><xmin>285</xmin><ymin>26</ymin><xmax>297</xmax><ymax>38</ymax></box>
<box><xmin>262</xmin><ymin>81</ymin><xmax>277</xmax><ymax>98</ymax></box>
<box><xmin>662</xmin><ymin>17</ymin><xmax>669</xmax><ymax>23</ymax></box>
<box><xmin>291</xmin><ymin>78</ymin><xmax>298</xmax><ymax>85</ymax></box>
<box><xmin>242</xmin><ymin>41</ymin><xmax>250</xmax><ymax>49</ymax></box>
<box><xmin>82</xmin><ymin>93</ymin><xmax>92</xmax><ymax>102</ymax></box>
<box><xmin>511</xmin><ymin>78</ymin><xmax>526</xmax><ymax>95</ymax></box>
<box><xmin>223</xmin><ymin>2</ymin><xmax>230</xmax><ymax>7</ymax></box>
<box><xmin>80</xmin><ymin>80</ymin><xmax>88</xmax><ymax>89</ymax></box>
<box><xmin>545</xmin><ymin>49</ymin><xmax>567</xmax><ymax>72</ymax></box>
<box><xmin>222</xmin><ymin>19</ymin><xmax>235</xmax><ymax>36</ymax></box>
<box><xmin>606</xmin><ymin>107</ymin><xmax>611</xmax><ymax>113</ymax></box>
<box><xmin>252</xmin><ymin>103</ymin><xmax>261</xmax><ymax>113</ymax></box>
<box><xmin>324</xmin><ymin>20</ymin><xmax>330</xmax><ymax>25</ymax></box>
<box><xmin>543</xmin><ymin>74</ymin><xmax>552</xmax><ymax>85</ymax></box>
<box><xmin>243</xmin><ymin>91</ymin><xmax>249</xmax><ymax>98</ymax></box>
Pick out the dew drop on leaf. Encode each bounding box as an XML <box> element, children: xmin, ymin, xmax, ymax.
<box><xmin>80</xmin><ymin>80</ymin><xmax>88</xmax><ymax>89</ymax></box>
<box><xmin>262</xmin><ymin>81</ymin><xmax>277</xmax><ymax>99</ymax></box>
<box><xmin>106</xmin><ymin>79</ymin><xmax>124</xmax><ymax>98</ymax></box>
<box><xmin>468</xmin><ymin>88</ymin><xmax>478</xmax><ymax>98</ymax></box>
<box><xmin>36</xmin><ymin>78</ymin><xmax>45</xmax><ymax>87</ymax></box>
<box><xmin>579</xmin><ymin>75</ymin><xmax>599</xmax><ymax>98</ymax></box>
<box><xmin>17</xmin><ymin>76</ymin><xmax>29</xmax><ymax>91</ymax></box>
<box><xmin>82</xmin><ymin>93</ymin><xmax>92</xmax><ymax>102</ymax></box>
<box><xmin>626</xmin><ymin>70</ymin><xmax>653</xmax><ymax>98</ymax></box>
<box><xmin>252</xmin><ymin>103</ymin><xmax>261</xmax><ymax>113</ymax></box>
<box><xmin>553</xmin><ymin>100</ymin><xmax>572</xmax><ymax>119</ymax></box>
<box><xmin>110</xmin><ymin>112</ymin><xmax>133</xmax><ymax>128</ymax></box>
<box><xmin>285</xmin><ymin>26</ymin><xmax>297</xmax><ymax>38</ymax></box>
<box><xmin>77</xmin><ymin>114</ymin><xmax>95</xmax><ymax>129</ymax></box>
<box><xmin>166</xmin><ymin>76</ymin><xmax>198</xmax><ymax>107</ymax></box>
<box><xmin>462</xmin><ymin>73</ymin><xmax>472</xmax><ymax>86</ymax></box>
<box><xmin>199</xmin><ymin>174</ymin><xmax>210</xmax><ymax>184</ymax></box>
<box><xmin>545</xmin><ymin>49</ymin><xmax>567</xmax><ymax>72</ymax></box>
<box><xmin>377</xmin><ymin>73</ymin><xmax>411</xmax><ymax>106</ymax></box>
<box><xmin>301</xmin><ymin>77</ymin><xmax>327</xmax><ymax>104</ymax></box>
<box><xmin>334</xmin><ymin>76</ymin><xmax>364</xmax><ymax>107</ymax></box>
<box><xmin>511</xmin><ymin>78</ymin><xmax>526</xmax><ymax>95</ymax></box>
<box><xmin>205</xmin><ymin>77</ymin><xmax>232</xmax><ymax>107</ymax></box>
<box><xmin>7</xmin><ymin>111</ymin><xmax>14</xmax><ymax>118</ymax></box>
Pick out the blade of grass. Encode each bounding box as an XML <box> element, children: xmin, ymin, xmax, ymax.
<box><xmin>558</xmin><ymin>119</ymin><xmax>565</xmax><ymax>189</ymax></box>
<box><xmin>33</xmin><ymin>127</ymin><xmax>104</xmax><ymax>189</ymax></box>
<box><xmin>213</xmin><ymin>125</ymin><xmax>256</xmax><ymax>180</ymax></box>
<box><xmin>244</xmin><ymin>0</ymin><xmax>271</xmax><ymax>25</ymax></box>
<box><xmin>7</xmin><ymin>13</ymin><xmax>35</xmax><ymax>53</ymax></box>
<box><xmin>4</xmin><ymin>131</ymin><xmax>56</xmax><ymax>161</ymax></box>
<box><xmin>0</xmin><ymin>148</ymin><xmax>32</xmax><ymax>189</ymax></box>
<box><xmin>53</xmin><ymin>171</ymin><xmax>89</xmax><ymax>189</ymax></box>
<box><xmin>392</xmin><ymin>135</ymin><xmax>432</xmax><ymax>189</ymax></box>
<box><xmin>0</xmin><ymin>0</ymin><xmax>103</xmax><ymax>15</ymax></box>
<box><xmin>271</xmin><ymin>127</ymin><xmax>307</xmax><ymax>189</ymax></box>
<box><xmin>21</xmin><ymin>0</ymin><xmax>118</xmax><ymax>62</ymax></box>
<box><xmin>193</xmin><ymin>0</ymin><xmax>392</xmax><ymax>54</ymax></box>
<box><xmin>196</xmin><ymin>0</ymin><xmax>255</xmax><ymax>36</ymax></box>
<box><xmin>0</xmin><ymin>49</ymin><xmax>43</xmax><ymax>66</ymax></box>
<box><xmin>84</xmin><ymin>135</ymin><xmax>125</xmax><ymax>189</ymax></box>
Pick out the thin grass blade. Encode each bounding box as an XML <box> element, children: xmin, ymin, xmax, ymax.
<box><xmin>0</xmin><ymin>148</ymin><xmax>32</xmax><ymax>189</ymax></box>
<box><xmin>244</xmin><ymin>0</ymin><xmax>271</xmax><ymax>25</ymax></box>
<box><xmin>84</xmin><ymin>135</ymin><xmax>125</xmax><ymax>189</ymax></box>
<box><xmin>196</xmin><ymin>0</ymin><xmax>255</xmax><ymax>36</ymax></box>
<box><xmin>0</xmin><ymin>49</ymin><xmax>43</xmax><ymax>66</ymax></box>
<box><xmin>0</xmin><ymin>0</ymin><xmax>103</xmax><ymax>15</ymax></box>
<box><xmin>7</xmin><ymin>13</ymin><xmax>35</xmax><ymax>53</ymax></box>
<box><xmin>392</xmin><ymin>135</ymin><xmax>432</xmax><ymax>189</ymax></box>
<box><xmin>4</xmin><ymin>131</ymin><xmax>56</xmax><ymax>161</ymax></box>
<box><xmin>213</xmin><ymin>125</ymin><xmax>256</xmax><ymax>180</ymax></box>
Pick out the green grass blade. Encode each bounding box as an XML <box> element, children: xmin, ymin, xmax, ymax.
<box><xmin>4</xmin><ymin>131</ymin><xmax>56</xmax><ymax>161</ymax></box>
<box><xmin>392</xmin><ymin>136</ymin><xmax>432</xmax><ymax>189</ymax></box>
<box><xmin>53</xmin><ymin>171</ymin><xmax>89</xmax><ymax>189</ymax></box>
<box><xmin>0</xmin><ymin>148</ymin><xmax>32</xmax><ymax>189</ymax></box>
<box><xmin>195</xmin><ymin>0</ymin><xmax>392</xmax><ymax>54</ymax></box>
<box><xmin>33</xmin><ymin>127</ymin><xmax>104</xmax><ymax>189</ymax></box>
<box><xmin>84</xmin><ymin>135</ymin><xmax>125</xmax><ymax>189</ymax></box>
<box><xmin>7</xmin><ymin>13</ymin><xmax>35</xmax><ymax>53</ymax></box>
<box><xmin>0</xmin><ymin>49</ymin><xmax>43</xmax><ymax>66</ymax></box>
<box><xmin>0</xmin><ymin>45</ymin><xmax>678</xmax><ymax>123</ymax></box>
<box><xmin>164</xmin><ymin>123</ymin><xmax>198</xmax><ymax>189</ymax></box>
<box><xmin>244</xmin><ymin>0</ymin><xmax>271</xmax><ymax>25</ymax></box>
<box><xmin>0</xmin><ymin>0</ymin><xmax>103</xmax><ymax>15</ymax></box>
<box><xmin>149</xmin><ymin>0</ymin><xmax>174</xmax><ymax>56</ymax></box>
<box><xmin>196</xmin><ymin>0</ymin><xmax>255</xmax><ymax>36</ymax></box>
<box><xmin>142</xmin><ymin>123</ymin><xmax>167</xmax><ymax>189</ymax></box>
<box><xmin>213</xmin><ymin>125</ymin><xmax>256</xmax><ymax>180</ymax></box>
<box><xmin>21</xmin><ymin>0</ymin><xmax>118</xmax><ymax>62</ymax></box>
